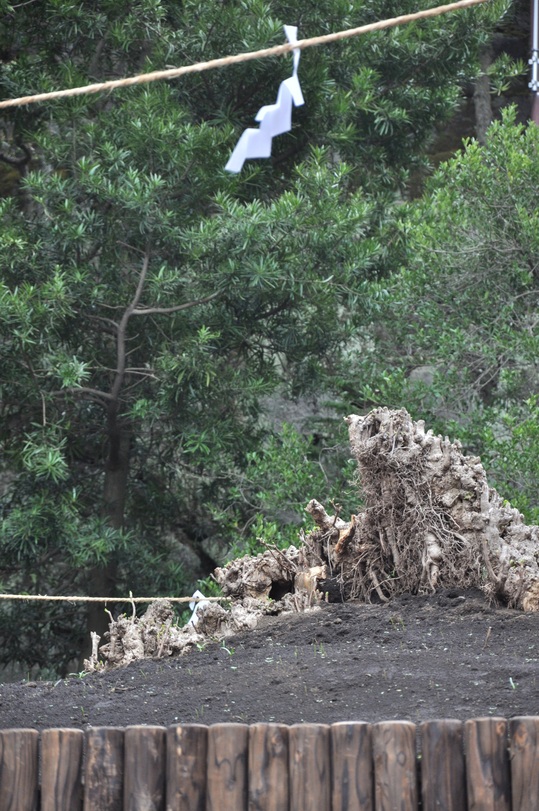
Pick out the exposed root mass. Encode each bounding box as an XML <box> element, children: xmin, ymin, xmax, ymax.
<box><xmin>216</xmin><ymin>408</ymin><xmax>539</xmax><ymax>610</ymax></box>
<box><xmin>89</xmin><ymin>408</ymin><xmax>539</xmax><ymax>670</ymax></box>
<box><xmin>341</xmin><ymin>408</ymin><xmax>539</xmax><ymax>607</ymax></box>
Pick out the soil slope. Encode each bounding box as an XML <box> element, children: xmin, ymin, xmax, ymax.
<box><xmin>1</xmin><ymin>589</ymin><xmax>538</xmax><ymax>731</ymax></box>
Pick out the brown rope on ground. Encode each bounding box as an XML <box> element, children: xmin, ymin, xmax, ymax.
<box><xmin>0</xmin><ymin>0</ymin><xmax>490</xmax><ymax>110</ymax></box>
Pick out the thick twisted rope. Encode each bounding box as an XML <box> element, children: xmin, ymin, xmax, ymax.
<box><xmin>0</xmin><ymin>0</ymin><xmax>489</xmax><ymax>110</ymax></box>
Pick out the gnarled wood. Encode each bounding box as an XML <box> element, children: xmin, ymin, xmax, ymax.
<box><xmin>342</xmin><ymin>409</ymin><xmax>539</xmax><ymax>609</ymax></box>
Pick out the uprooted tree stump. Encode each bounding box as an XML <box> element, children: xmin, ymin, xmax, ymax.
<box><xmin>353</xmin><ymin>408</ymin><xmax>539</xmax><ymax>609</ymax></box>
<box><xmin>89</xmin><ymin>408</ymin><xmax>539</xmax><ymax>670</ymax></box>
<box><xmin>217</xmin><ymin>408</ymin><xmax>539</xmax><ymax>611</ymax></box>
<box><xmin>324</xmin><ymin>408</ymin><xmax>539</xmax><ymax>609</ymax></box>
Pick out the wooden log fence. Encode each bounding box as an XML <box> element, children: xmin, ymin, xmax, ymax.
<box><xmin>0</xmin><ymin>717</ymin><xmax>538</xmax><ymax>810</ymax></box>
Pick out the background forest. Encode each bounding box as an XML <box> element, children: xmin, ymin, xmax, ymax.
<box><xmin>0</xmin><ymin>0</ymin><xmax>536</xmax><ymax>677</ymax></box>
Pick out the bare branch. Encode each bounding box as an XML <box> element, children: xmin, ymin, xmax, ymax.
<box><xmin>122</xmin><ymin>379</ymin><xmax>155</xmax><ymax>395</ymax></box>
<box><xmin>50</xmin><ymin>386</ymin><xmax>114</xmax><ymax>404</ymax></box>
<box><xmin>116</xmin><ymin>240</ymin><xmax>147</xmax><ymax>256</ymax></box>
<box><xmin>110</xmin><ymin>251</ymin><xmax>150</xmax><ymax>402</ymax></box>
<box><xmin>87</xmin><ymin>314</ymin><xmax>119</xmax><ymax>331</ymax></box>
<box><xmin>130</xmin><ymin>252</ymin><xmax>150</xmax><ymax>311</ymax></box>
<box><xmin>132</xmin><ymin>289</ymin><xmax>221</xmax><ymax>316</ymax></box>
<box><xmin>124</xmin><ymin>369</ymin><xmax>158</xmax><ymax>379</ymax></box>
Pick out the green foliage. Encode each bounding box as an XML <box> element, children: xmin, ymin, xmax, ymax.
<box><xmin>347</xmin><ymin>109</ymin><xmax>539</xmax><ymax>522</ymax></box>
<box><xmin>441</xmin><ymin>398</ymin><xmax>539</xmax><ymax>526</ymax></box>
<box><xmin>0</xmin><ymin>0</ymin><xmax>509</xmax><ymax>673</ymax></box>
<box><xmin>21</xmin><ymin>432</ymin><xmax>69</xmax><ymax>484</ymax></box>
<box><xmin>488</xmin><ymin>53</ymin><xmax>527</xmax><ymax>97</ymax></box>
<box><xmin>224</xmin><ymin>422</ymin><xmax>357</xmax><ymax>556</ymax></box>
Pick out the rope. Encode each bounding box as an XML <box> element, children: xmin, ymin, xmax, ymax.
<box><xmin>0</xmin><ymin>0</ymin><xmax>489</xmax><ymax>110</ymax></box>
<box><xmin>0</xmin><ymin>593</ymin><xmax>225</xmax><ymax>603</ymax></box>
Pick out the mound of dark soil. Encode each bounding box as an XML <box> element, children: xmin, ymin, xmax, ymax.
<box><xmin>1</xmin><ymin>590</ymin><xmax>538</xmax><ymax>731</ymax></box>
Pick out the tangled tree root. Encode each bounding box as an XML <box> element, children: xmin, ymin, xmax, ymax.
<box><xmin>88</xmin><ymin>408</ymin><xmax>539</xmax><ymax>670</ymax></box>
<box><xmin>217</xmin><ymin>408</ymin><xmax>539</xmax><ymax>611</ymax></box>
<box><xmin>83</xmin><ymin>594</ymin><xmax>306</xmax><ymax>672</ymax></box>
<box><xmin>338</xmin><ymin>408</ymin><xmax>539</xmax><ymax>608</ymax></box>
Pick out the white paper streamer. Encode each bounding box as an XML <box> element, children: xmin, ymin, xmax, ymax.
<box><xmin>187</xmin><ymin>589</ymin><xmax>210</xmax><ymax>627</ymax></box>
<box><xmin>225</xmin><ymin>25</ymin><xmax>304</xmax><ymax>173</ymax></box>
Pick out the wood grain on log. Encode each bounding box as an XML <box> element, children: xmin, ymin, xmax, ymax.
<box><xmin>465</xmin><ymin>717</ymin><xmax>510</xmax><ymax>811</ymax></box>
<box><xmin>83</xmin><ymin>727</ymin><xmax>124</xmax><ymax>811</ymax></box>
<box><xmin>124</xmin><ymin>725</ymin><xmax>166</xmax><ymax>811</ymax></box>
<box><xmin>41</xmin><ymin>728</ymin><xmax>83</xmax><ymax>811</ymax></box>
<box><xmin>289</xmin><ymin>723</ymin><xmax>331</xmax><ymax>811</ymax></box>
<box><xmin>509</xmin><ymin>716</ymin><xmax>539</xmax><ymax>811</ymax></box>
<box><xmin>206</xmin><ymin>723</ymin><xmax>249</xmax><ymax>811</ymax></box>
<box><xmin>372</xmin><ymin>721</ymin><xmax>417</xmax><ymax>811</ymax></box>
<box><xmin>0</xmin><ymin>728</ymin><xmax>38</xmax><ymax>811</ymax></box>
<box><xmin>420</xmin><ymin>720</ymin><xmax>465</xmax><ymax>811</ymax></box>
<box><xmin>166</xmin><ymin>724</ymin><xmax>207</xmax><ymax>811</ymax></box>
<box><xmin>248</xmin><ymin>722</ymin><xmax>289</xmax><ymax>811</ymax></box>
<box><xmin>331</xmin><ymin>721</ymin><xmax>373</xmax><ymax>811</ymax></box>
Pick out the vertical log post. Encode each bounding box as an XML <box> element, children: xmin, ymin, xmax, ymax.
<box><xmin>166</xmin><ymin>724</ymin><xmax>208</xmax><ymax>811</ymax></box>
<box><xmin>372</xmin><ymin>721</ymin><xmax>418</xmax><ymax>811</ymax></box>
<box><xmin>124</xmin><ymin>725</ymin><xmax>166</xmax><ymax>811</ymax></box>
<box><xmin>41</xmin><ymin>728</ymin><xmax>84</xmax><ymax>811</ymax></box>
<box><xmin>289</xmin><ymin>723</ymin><xmax>331</xmax><ymax>811</ymax></box>
<box><xmin>248</xmin><ymin>723</ymin><xmax>289</xmax><ymax>811</ymax></box>
<box><xmin>420</xmin><ymin>720</ymin><xmax>465</xmax><ymax>811</ymax></box>
<box><xmin>0</xmin><ymin>729</ymin><xmax>39</xmax><ymax>811</ymax></box>
<box><xmin>331</xmin><ymin>721</ymin><xmax>373</xmax><ymax>811</ymax></box>
<box><xmin>84</xmin><ymin>727</ymin><xmax>124</xmax><ymax>811</ymax></box>
<box><xmin>464</xmin><ymin>717</ymin><xmax>510</xmax><ymax>811</ymax></box>
<box><xmin>510</xmin><ymin>716</ymin><xmax>539</xmax><ymax>811</ymax></box>
<box><xmin>206</xmin><ymin>723</ymin><xmax>249</xmax><ymax>811</ymax></box>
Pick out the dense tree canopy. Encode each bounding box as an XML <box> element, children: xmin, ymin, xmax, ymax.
<box><xmin>0</xmin><ymin>0</ymin><xmax>511</xmax><ymax>673</ymax></box>
<box><xmin>349</xmin><ymin>109</ymin><xmax>539</xmax><ymax>521</ymax></box>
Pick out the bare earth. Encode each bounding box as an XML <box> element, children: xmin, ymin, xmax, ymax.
<box><xmin>1</xmin><ymin>589</ymin><xmax>538</xmax><ymax>731</ymax></box>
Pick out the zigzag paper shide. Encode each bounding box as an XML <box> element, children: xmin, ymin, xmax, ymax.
<box><xmin>225</xmin><ymin>26</ymin><xmax>304</xmax><ymax>173</ymax></box>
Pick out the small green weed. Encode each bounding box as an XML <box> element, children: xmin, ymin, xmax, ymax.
<box><xmin>312</xmin><ymin>641</ymin><xmax>326</xmax><ymax>658</ymax></box>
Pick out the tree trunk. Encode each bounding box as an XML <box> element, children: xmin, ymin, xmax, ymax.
<box><xmin>474</xmin><ymin>47</ymin><xmax>493</xmax><ymax>144</ymax></box>
<box><xmin>101</xmin><ymin>409</ymin><xmax>131</xmax><ymax>531</ymax></box>
<box><xmin>83</xmin><ymin>409</ymin><xmax>131</xmax><ymax>658</ymax></box>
